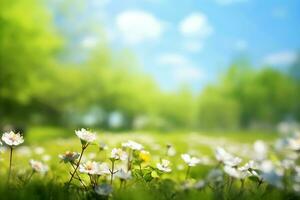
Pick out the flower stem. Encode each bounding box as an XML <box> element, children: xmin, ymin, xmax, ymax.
<box><xmin>239</xmin><ymin>179</ymin><xmax>245</xmax><ymax>196</ymax></box>
<box><xmin>127</xmin><ymin>149</ymin><xmax>132</xmax><ymax>171</ymax></box>
<box><xmin>71</xmin><ymin>163</ymin><xmax>87</xmax><ymax>189</ymax></box>
<box><xmin>25</xmin><ymin>170</ymin><xmax>35</xmax><ymax>185</ymax></box>
<box><xmin>185</xmin><ymin>166</ymin><xmax>190</xmax><ymax>180</ymax></box>
<box><xmin>227</xmin><ymin>177</ymin><xmax>233</xmax><ymax>193</ymax></box>
<box><xmin>67</xmin><ymin>145</ymin><xmax>86</xmax><ymax>187</ymax></box>
<box><xmin>7</xmin><ymin>147</ymin><xmax>13</xmax><ymax>184</ymax></box>
<box><xmin>110</xmin><ymin>160</ymin><xmax>115</xmax><ymax>185</ymax></box>
<box><xmin>119</xmin><ymin>180</ymin><xmax>124</xmax><ymax>189</ymax></box>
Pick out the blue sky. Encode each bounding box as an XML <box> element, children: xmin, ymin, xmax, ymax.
<box><xmin>54</xmin><ymin>0</ymin><xmax>300</xmax><ymax>92</ymax></box>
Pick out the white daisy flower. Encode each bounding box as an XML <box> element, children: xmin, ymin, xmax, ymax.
<box><xmin>288</xmin><ymin>136</ymin><xmax>300</xmax><ymax>151</ymax></box>
<box><xmin>215</xmin><ymin>147</ymin><xmax>242</xmax><ymax>167</ymax></box>
<box><xmin>281</xmin><ymin>159</ymin><xmax>295</xmax><ymax>170</ymax></box>
<box><xmin>1</xmin><ymin>131</ymin><xmax>24</xmax><ymax>146</ymax></box>
<box><xmin>79</xmin><ymin>161</ymin><xmax>110</xmax><ymax>175</ymax></box>
<box><xmin>206</xmin><ymin>169</ymin><xmax>223</xmax><ymax>183</ymax></box>
<box><xmin>215</xmin><ymin>147</ymin><xmax>233</xmax><ymax>163</ymax></box>
<box><xmin>122</xmin><ymin>140</ymin><xmax>143</xmax><ymax>151</ymax></box>
<box><xmin>75</xmin><ymin>128</ymin><xmax>96</xmax><ymax>143</ymax></box>
<box><xmin>253</xmin><ymin>140</ymin><xmax>268</xmax><ymax>160</ymax></box>
<box><xmin>238</xmin><ymin>160</ymin><xmax>256</xmax><ymax>171</ymax></box>
<box><xmin>181</xmin><ymin>154</ymin><xmax>200</xmax><ymax>167</ymax></box>
<box><xmin>157</xmin><ymin>159</ymin><xmax>172</xmax><ymax>173</ymax></box>
<box><xmin>260</xmin><ymin>170</ymin><xmax>283</xmax><ymax>189</ymax></box>
<box><xmin>194</xmin><ymin>180</ymin><xmax>206</xmax><ymax>190</ymax></box>
<box><xmin>29</xmin><ymin>160</ymin><xmax>49</xmax><ymax>175</ymax></box>
<box><xmin>94</xmin><ymin>184</ymin><xmax>112</xmax><ymax>196</ymax></box>
<box><xmin>115</xmin><ymin>168</ymin><xmax>132</xmax><ymax>180</ymax></box>
<box><xmin>224</xmin><ymin>156</ymin><xmax>242</xmax><ymax>167</ymax></box>
<box><xmin>59</xmin><ymin>151</ymin><xmax>80</xmax><ymax>163</ymax></box>
<box><xmin>224</xmin><ymin>165</ymin><xmax>249</xmax><ymax>179</ymax></box>
<box><xmin>110</xmin><ymin>148</ymin><xmax>128</xmax><ymax>161</ymax></box>
<box><xmin>97</xmin><ymin>162</ymin><xmax>111</xmax><ymax>175</ymax></box>
<box><xmin>79</xmin><ymin>161</ymin><xmax>99</xmax><ymax>175</ymax></box>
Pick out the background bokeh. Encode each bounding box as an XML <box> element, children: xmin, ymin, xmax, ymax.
<box><xmin>1</xmin><ymin>0</ymin><xmax>300</xmax><ymax>132</ymax></box>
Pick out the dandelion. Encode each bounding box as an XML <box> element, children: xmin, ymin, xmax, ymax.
<box><xmin>59</xmin><ymin>151</ymin><xmax>80</xmax><ymax>164</ymax></box>
<box><xmin>2</xmin><ymin>131</ymin><xmax>24</xmax><ymax>183</ymax></box>
<box><xmin>139</xmin><ymin>150</ymin><xmax>150</xmax><ymax>163</ymax></box>
<box><xmin>157</xmin><ymin>159</ymin><xmax>172</xmax><ymax>173</ymax></box>
<box><xmin>29</xmin><ymin>160</ymin><xmax>49</xmax><ymax>175</ymax></box>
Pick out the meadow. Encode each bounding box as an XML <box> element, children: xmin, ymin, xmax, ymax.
<box><xmin>0</xmin><ymin>127</ymin><xmax>299</xmax><ymax>200</ymax></box>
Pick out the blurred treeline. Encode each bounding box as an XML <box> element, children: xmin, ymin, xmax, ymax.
<box><xmin>0</xmin><ymin>0</ymin><xmax>300</xmax><ymax>131</ymax></box>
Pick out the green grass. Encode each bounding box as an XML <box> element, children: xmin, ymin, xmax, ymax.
<box><xmin>0</xmin><ymin>126</ymin><xmax>296</xmax><ymax>200</ymax></box>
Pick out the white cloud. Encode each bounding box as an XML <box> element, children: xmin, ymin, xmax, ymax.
<box><xmin>263</xmin><ymin>51</ymin><xmax>297</xmax><ymax>66</ymax></box>
<box><xmin>174</xmin><ymin>66</ymin><xmax>203</xmax><ymax>82</ymax></box>
<box><xmin>215</xmin><ymin>0</ymin><xmax>248</xmax><ymax>6</ymax></box>
<box><xmin>116</xmin><ymin>10</ymin><xmax>164</xmax><ymax>45</ymax></box>
<box><xmin>158</xmin><ymin>53</ymin><xmax>203</xmax><ymax>82</ymax></box>
<box><xmin>235</xmin><ymin>39</ymin><xmax>248</xmax><ymax>51</ymax></box>
<box><xmin>183</xmin><ymin>41</ymin><xmax>204</xmax><ymax>52</ymax></box>
<box><xmin>179</xmin><ymin>13</ymin><xmax>213</xmax><ymax>39</ymax></box>
<box><xmin>179</xmin><ymin>12</ymin><xmax>213</xmax><ymax>52</ymax></box>
<box><xmin>158</xmin><ymin>53</ymin><xmax>188</xmax><ymax>67</ymax></box>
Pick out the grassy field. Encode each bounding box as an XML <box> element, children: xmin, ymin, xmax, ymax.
<box><xmin>0</xmin><ymin>127</ymin><xmax>298</xmax><ymax>200</ymax></box>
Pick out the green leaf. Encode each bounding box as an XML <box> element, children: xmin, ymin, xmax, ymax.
<box><xmin>151</xmin><ymin>170</ymin><xmax>159</xmax><ymax>178</ymax></box>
